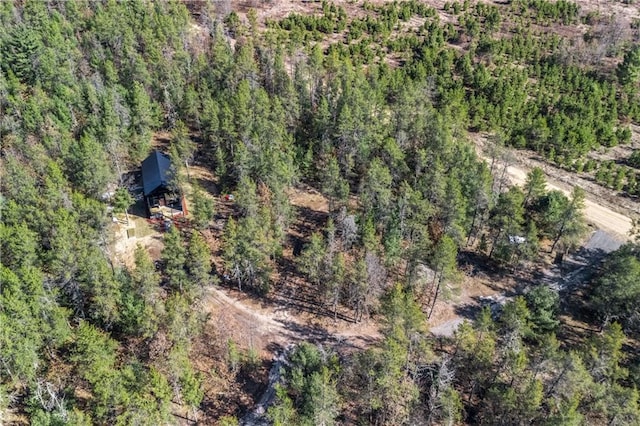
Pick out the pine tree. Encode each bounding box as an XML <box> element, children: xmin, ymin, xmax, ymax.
<box><xmin>427</xmin><ymin>235</ymin><xmax>459</xmax><ymax>319</ymax></box>
<box><xmin>522</xmin><ymin>167</ymin><xmax>547</xmax><ymax>208</ymax></box>
<box><xmin>187</xmin><ymin>231</ymin><xmax>214</xmax><ymax>291</ymax></box>
<box><xmin>112</xmin><ymin>187</ymin><xmax>134</xmax><ymax>225</ymax></box>
<box><xmin>489</xmin><ymin>187</ymin><xmax>525</xmax><ymax>261</ymax></box>
<box><xmin>550</xmin><ymin>187</ymin><xmax>587</xmax><ymax>253</ymax></box>
<box><xmin>191</xmin><ymin>184</ymin><xmax>215</xmax><ymax>230</ymax></box>
<box><xmin>298</xmin><ymin>233</ymin><xmax>327</xmax><ymax>287</ymax></box>
<box><xmin>617</xmin><ymin>45</ymin><xmax>640</xmax><ymax>86</ymax></box>
<box><xmin>162</xmin><ymin>227</ymin><xmax>188</xmax><ymax>293</ymax></box>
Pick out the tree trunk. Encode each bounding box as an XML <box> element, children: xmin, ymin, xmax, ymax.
<box><xmin>489</xmin><ymin>229</ymin><xmax>502</xmax><ymax>258</ymax></box>
<box><xmin>467</xmin><ymin>207</ymin><xmax>479</xmax><ymax>247</ymax></box>
<box><xmin>550</xmin><ymin>221</ymin><xmax>566</xmax><ymax>253</ymax></box>
<box><xmin>428</xmin><ymin>274</ymin><xmax>443</xmax><ymax>319</ymax></box>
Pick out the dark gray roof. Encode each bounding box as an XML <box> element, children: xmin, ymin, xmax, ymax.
<box><xmin>141</xmin><ymin>150</ymin><xmax>172</xmax><ymax>196</ymax></box>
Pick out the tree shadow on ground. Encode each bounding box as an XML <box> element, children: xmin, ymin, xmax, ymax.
<box><xmin>454</xmin><ymin>301</ymin><xmax>484</xmax><ymax>322</ymax></box>
<box><xmin>238</xmin><ymin>358</ymin><xmax>270</xmax><ymax>409</ymax></box>
<box><xmin>193</xmin><ymin>177</ymin><xmax>220</xmax><ymax>196</ymax></box>
<box><xmin>277</xmin><ymin>320</ymin><xmax>377</xmax><ymax>351</ymax></box>
<box><xmin>457</xmin><ymin>250</ymin><xmax>515</xmax><ymax>290</ymax></box>
<box><xmin>453</xmin><ymin>243</ymin><xmax>611</xmax><ymax>331</ymax></box>
<box><xmin>289</xmin><ymin>205</ymin><xmax>329</xmax><ymax>239</ymax></box>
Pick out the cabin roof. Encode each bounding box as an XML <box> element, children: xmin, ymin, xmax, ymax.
<box><xmin>141</xmin><ymin>150</ymin><xmax>172</xmax><ymax>196</ymax></box>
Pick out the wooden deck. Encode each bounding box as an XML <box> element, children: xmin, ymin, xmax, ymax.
<box><xmin>150</xmin><ymin>205</ymin><xmax>184</xmax><ymax>219</ymax></box>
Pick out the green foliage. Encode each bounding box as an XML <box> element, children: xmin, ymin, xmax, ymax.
<box><xmin>191</xmin><ymin>184</ymin><xmax>215</xmax><ymax>230</ymax></box>
<box><xmin>120</xmin><ymin>245</ymin><xmax>164</xmax><ymax>338</ymax></box>
<box><xmin>628</xmin><ymin>150</ymin><xmax>640</xmax><ymax>169</ymax></box>
<box><xmin>523</xmin><ymin>167</ymin><xmax>547</xmax><ymax>207</ymax></box>
<box><xmin>268</xmin><ymin>385</ymin><xmax>297</xmax><ymax>425</ymax></box>
<box><xmin>297</xmin><ymin>232</ymin><xmax>328</xmax><ymax>288</ymax></box>
<box><xmin>489</xmin><ymin>186</ymin><xmax>525</xmax><ymax>262</ymax></box>
<box><xmin>0</xmin><ymin>223</ymin><xmax>39</xmax><ymax>270</ymax></box>
<box><xmin>277</xmin><ymin>343</ymin><xmax>341</xmax><ymax>425</ymax></box>
<box><xmin>165</xmin><ymin>293</ymin><xmax>203</xmax><ymax>348</ymax></box>
<box><xmin>351</xmin><ymin>283</ymin><xmax>431</xmax><ymax>424</ymax></box>
<box><xmin>1</xmin><ymin>23</ymin><xmax>43</xmax><ymax>84</ymax></box>
<box><xmin>426</xmin><ymin>235</ymin><xmax>459</xmax><ymax>318</ymax></box>
<box><xmin>525</xmin><ymin>286</ymin><xmax>560</xmax><ymax>336</ymax></box>
<box><xmin>550</xmin><ymin>187</ymin><xmax>587</xmax><ymax>252</ymax></box>
<box><xmin>590</xmin><ymin>244</ymin><xmax>640</xmax><ymax>332</ymax></box>
<box><xmin>219</xmin><ymin>415</ymin><xmax>240</xmax><ymax>426</ymax></box>
<box><xmin>0</xmin><ymin>266</ymin><xmax>71</xmax><ymax>384</ymax></box>
<box><xmin>584</xmin><ymin>322</ymin><xmax>628</xmax><ymax>387</ymax></box>
<box><xmin>187</xmin><ymin>230</ymin><xmax>215</xmax><ymax>291</ymax></box>
<box><xmin>222</xmin><ymin>214</ymin><xmax>274</xmax><ymax>294</ymax></box>
<box><xmin>169</xmin><ymin>120</ymin><xmax>196</xmax><ymax>170</ymax></box>
<box><xmin>360</xmin><ymin>158</ymin><xmax>393</xmax><ymax>225</ymax></box>
<box><xmin>112</xmin><ymin>188</ymin><xmax>134</xmax><ymax>224</ymax></box>
<box><xmin>68</xmin><ymin>132</ymin><xmax>115</xmax><ymax>197</ymax></box>
<box><xmin>618</xmin><ymin>45</ymin><xmax>640</xmax><ymax>86</ymax></box>
<box><xmin>162</xmin><ymin>226</ymin><xmax>189</xmax><ymax>293</ymax></box>
<box><xmin>179</xmin><ymin>364</ymin><xmax>205</xmax><ymax>409</ymax></box>
<box><xmin>321</xmin><ymin>156</ymin><xmax>350</xmax><ymax>211</ymax></box>
<box><xmin>1</xmin><ymin>0</ymin><xmax>637</xmax><ymax>422</ymax></box>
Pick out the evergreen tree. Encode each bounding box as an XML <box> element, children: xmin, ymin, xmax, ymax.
<box><xmin>522</xmin><ymin>166</ymin><xmax>547</xmax><ymax>208</ymax></box>
<box><xmin>489</xmin><ymin>186</ymin><xmax>525</xmax><ymax>262</ymax></box>
<box><xmin>187</xmin><ymin>231</ymin><xmax>214</xmax><ymax>291</ymax></box>
<box><xmin>191</xmin><ymin>184</ymin><xmax>215</xmax><ymax>230</ymax></box>
<box><xmin>427</xmin><ymin>235</ymin><xmax>459</xmax><ymax>319</ymax></box>
<box><xmin>112</xmin><ymin>187</ymin><xmax>134</xmax><ymax>225</ymax></box>
<box><xmin>590</xmin><ymin>244</ymin><xmax>640</xmax><ymax>331</ymax></box>
<box><xmin>617</xmin><ymin>45</ymin><xmax>640</xmax><ymax>86</ymax></box>
<box><xmin>525</xmin><ymin>285</ymin><xmax>560</xmax><ymax>337</ymax></box>
<box><xmin>550</xmin><ymin>187</ymin><xmax>587</xmax><ymax>253</ymax></box>
<box><xmin>162</xmin><ymin>227</ymin><xmax>188</xmax><ymax>293</ymax></box>
<box><xmin>297</xmin><ymin>232</ymin><xmax>328</xmax><ymax>290</ymax></box>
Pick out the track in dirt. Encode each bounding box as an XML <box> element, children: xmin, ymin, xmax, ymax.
<box><xmin>203</xmin><ymin>286</ymin><xmax>381</xmax><ymax>354</ymax></box>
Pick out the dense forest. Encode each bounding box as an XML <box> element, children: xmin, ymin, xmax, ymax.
<box><xmin>1</xmin><ymin>0</ymin><xmax>640</xmax><ymax>424</ymax></box>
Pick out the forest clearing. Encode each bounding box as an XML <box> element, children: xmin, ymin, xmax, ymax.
<box><xmin>106</xmin><ymin>129</ymin><xmax>633</xmax><ymax>421</ymax></box>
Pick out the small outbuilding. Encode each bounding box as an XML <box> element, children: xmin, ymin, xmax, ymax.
<box><xmin>141</xmin><ymin>150</ymin><xmax>186</xmax><ymax>218</ymax></box>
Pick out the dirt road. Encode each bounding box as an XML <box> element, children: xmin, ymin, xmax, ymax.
<box><xmin>505</xmin><ymin>163</ymin><xmax>632</xmax><ymax>241</ymax></box>
<box><xmin>472</xmin><ymin>130</ymin><xmax>634</xmax><ymax>242</ymax></box>
<box><xmin>430</xmin><ymin>138</ymin><xmax>636</xmax><ymax>338</ymax></box>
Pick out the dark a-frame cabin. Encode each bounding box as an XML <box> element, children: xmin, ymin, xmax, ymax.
<box><xmin>141</xmin><ymin>150</ymin><xmax>185</xmax><ymax>218</ymax></box>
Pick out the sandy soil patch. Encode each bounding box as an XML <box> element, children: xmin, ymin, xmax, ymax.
<box><xmin>287</xmin><ymin>184</ymin><xmax>330</xmax><ymax>213</ymax></box>
<box><xmin>109</xmin><ymin>214</ymin><xmax>164</xmax><ymax>269</ymax></box>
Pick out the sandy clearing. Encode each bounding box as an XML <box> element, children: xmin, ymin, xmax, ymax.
<box><xmin>203</xmin><ymin>281</ymin><xmax>381</xmax><ymax>351</ymax></box>
<box><xmin>430</xmin><ymin>317</ymin><xmax>465</xmax><ymax>337</ymax></box>
<box><xmin>287</xmin><ymin>185</ymin><xmax>329</xmax><ymax>213</ymax></box>
<box><xmin>205</xmin><ymin>287</ymin><xmax>290</xmax><ymax>340</ymax></box>
<box><xmin>110</xmin><ymin>216</ymin><xmax>164</xmax><ymax>269</ymax></box>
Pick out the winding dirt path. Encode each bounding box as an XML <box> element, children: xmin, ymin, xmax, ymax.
<box><xmin>203</xmin><ymin>285</ymin><xmax>381</xmax><ymax>425</ymax></box>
